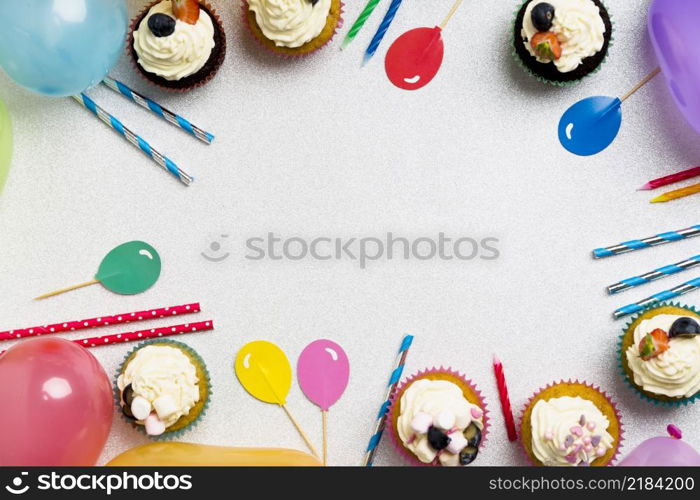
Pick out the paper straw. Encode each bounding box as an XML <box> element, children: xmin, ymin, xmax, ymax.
<box><xmin>651</xmin><ymin>183</ymin><xmax>700</xmax><ymax>203</ymax></box>
<box><xmin>0</xmin><ymin>303</ymin><xmax>201</xmax><ymax>342</ymax></box>
<box><xmin>638</xmin><ymin>166</ymin><xmax>700</xmax><ymax>191</ymax></box>
<box><xmin>493</xmin><ymin>355</ymin><xmax>517</xmax><ymax>442</ymax></box>
<box><xmin>72</xmin><ymin>93</ymin><xmax>193</xmax><ymax>186</ymax></box>
<box><xmin>607</xmin><ymin>256</ymin><xmax>700</xmax><ymax>294</ymax></box>
<box><xmin>0</xmin><ymin>320</ymin><xmax>213</xmax><ymax>355</ymax></box>
<box><xmin>613</xmin><ymin>277</ymin><xmax>700</xmax><ymax>319</ymax></box>
<box><xmin>102</xmin><ymin>77</ymin><xmax>214</xmax><ymax>144</ymax></box>
<box><xmin>593</xmin><ymin>225</ymin><xmax>700</xmax><ymax>259</ymax></box>
<box><xmin>362</xmin><ymin>334</ymin><xmax>413</xmax><ymax>466</ymax></box>
<box><xmin>363</xmin><ymin>0</ymin><xmax>403</xmax><ymax>65</ymax></box>
<box><xmin>341</xmin><ymin>0</ymin><xmax>382</xmax><ymax>49</ymax></box>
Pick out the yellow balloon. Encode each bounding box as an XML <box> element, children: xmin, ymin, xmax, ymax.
<box><xmin>235</xmin><ymin>340</ymin><xmax>291</xmax><ymax>405</ymax></box>
<box><xmin>106</xmin><ymin>442</ymin><xmax>321</xmax><ymax>466</ymax></box>
<box><xmin>0</xmin><ymin>97</ymin><xmax>12</xmax><ymax>193</ymax></box>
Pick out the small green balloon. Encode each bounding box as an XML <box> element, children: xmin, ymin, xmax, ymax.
<box><xmin>95</xmin><ymin>241</ymin><xmax>161</xmax><ymax>295</ymax></box>
<box><xmin>0</xmin><ymin>97</ymin><xmax>12</xmax><ymax>194</ymax></box>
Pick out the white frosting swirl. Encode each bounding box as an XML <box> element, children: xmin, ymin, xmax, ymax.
<box><xmin>117</xmin><ymin>345</ymin><xmax>201</xmax><ymax>428</ymax></box>
<box><xmin>531</xmin><ymin>396</ymin><xmax>614</xmax><ymax>466</ymax></box>
<box><xmin>397</xmin><ymin>379</ymin><xmax>484</xmax><ymax>466</ymax></box>
<box><xmin>625</xmin><ymin>314</ymin><xmax>700</xmax><ymax>398</ymax></box>
<box><xmin>133</xmin><ymin>1</ymin><xmax>215</xmax><ymax>81</ymax></box>
<box><xmin>248</xmin><ymin>0</ymin><xmax>332</xmax><ymax>48</ymax></box>
<box><xmin>521</xmin><ymin>0</ymin><xmax>606</xmax><ymax>73</ymax></box>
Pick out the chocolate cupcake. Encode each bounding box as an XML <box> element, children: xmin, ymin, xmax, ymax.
<box><xmin>130</xmin><ymin>0</ymin><xmax>226</xmax><ymax>91</ymax></box>
<box><xmin>513</xmin><ymin>0</ymin><xmax>612</xmax><ymax>85</ymax></box>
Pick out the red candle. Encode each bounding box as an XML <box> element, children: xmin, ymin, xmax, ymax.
<box><xmin>493</xmin><ymin>355</ymin><xmax>518</xmax><ymax>442</ymax></box>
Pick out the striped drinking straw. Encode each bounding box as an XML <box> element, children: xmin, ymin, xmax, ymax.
<box><xmin>593</xmin><ymin>225</ymin><xmax>700</xmax><ymax>259</ymax></box>
<box><xmin>613</xmin><ymin>277</ymin><xmax>700</xmax><ymax>319</ymax></box>
<box><xmin>362</xmin><ymin>334</ymin><xmax>413</xmax><ymax>466</ymax></box>
<box><xmin>607</xmin><ymin>255</ymin><xmax>700</xmax><ymax>294</ymax></box>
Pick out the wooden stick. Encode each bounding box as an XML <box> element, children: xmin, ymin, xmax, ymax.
<box><xmin>620</xmin><ymin>67</ymin><xmax>661</xmax><ymax>103</ymax></box>
<box><xmin>440</xmin><ymin>0</ymin><xmax>464</xmax><ymax>29</ymax></box>
<box><xmin>281</xmin><ymin>404</ymin><xmax>320</xmax><ymax>458</ymax></box>
<box><xmin>322</xmin><ymin>410</ymin><xmax>328</xmax><ymax>466</ymax></box>
<box><xmin>34</xmin><ymin>279</ymin><xmax>100</xmax><ymax>300</ymax></box>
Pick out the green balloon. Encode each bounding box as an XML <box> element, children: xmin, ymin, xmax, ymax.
<box><xmin>95</xmin><ymin>241</ymin><xmax>161</xmax><ymax>295</ymax></box>
<box><xmin>0</xmin><ymin>97</ymin><xmax>12</xmax><ymax>194</ymax></box>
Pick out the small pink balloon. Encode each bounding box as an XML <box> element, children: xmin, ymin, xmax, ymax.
<box><xmin>297</xmin><ymin>339</ymin><xmax>350</xmax><ymax>411</ymax></box>
<box><xmin>618</xmin><ymin>427</ymin><xmax>700</xmax><ymax>466</ymax></box>
<box><xmin>0</xmin><ymin>337</ymin><xmax>113</xmax><ymax>466</ymax></box>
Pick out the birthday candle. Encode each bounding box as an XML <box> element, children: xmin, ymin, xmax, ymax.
<box><xmin>342</xmin><ymin>0</ymin><xmax>382</xmax><ymax>49</ymax></box>
<box><xmin>363</xmin><ymin>0</ymin><xmax>404</xmax><ymax>65</ymax></box>
<box><xmin>651</xmin><ymin>183</ymin><xmax>700</xmax><ymax>203</ymax></box>
<box><xmin>493</xmin><ymin>355</ymin><xmax>517</xmax><ymax>442</ymax></box>
<box><xmin>638</xmin><ymin>166</ymin><xmax>700</xmax><ymax>191</ymax></box>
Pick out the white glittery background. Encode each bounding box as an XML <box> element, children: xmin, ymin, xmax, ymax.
<box><xmin>0</xmin><ymin>0</ymin><xmax>698</xmax><ymax>466</ymax></box>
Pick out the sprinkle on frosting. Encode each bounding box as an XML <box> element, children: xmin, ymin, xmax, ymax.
<box><xmin>521</xmin><ymin>0</ymin><xmax>606</xmax><ymax>73</ymax></box>
<box><xmin>248</xmin><ymin>0</ymin><xmax>332</xmax><ymax>48</ymax></box>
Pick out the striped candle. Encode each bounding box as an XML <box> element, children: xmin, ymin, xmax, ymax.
<box><xmin>363</xmin><ymin>0</ymin><xmax>404</xmax><ymax>65</ymax></box>
<box><xmin>362</xmin><ymin>334</ymin><xmax>413</xmax><ymax>466</ymax></box>
<box><xmin>607</xmin><ymin>256</ymin><xmax>700</xmax><ymax>294</ymax></box>
<box><xmin>593</xmin><ymin>225</ymin><xmax>700</xmax><ymax>259</ymax></box>
<box><xmin>342</xmin><ymin>0</ymin><xmax>382</xmax><ymax>49</ymax></box>
<box><xmin>613</xmin><ymin>277</ymin><xmax>700</xmax><ymax>319</ymax></box>
<box><xmin>638</xmin><ymin>166</ymin><xmax>700</xmax><ymax>191</ymax></box>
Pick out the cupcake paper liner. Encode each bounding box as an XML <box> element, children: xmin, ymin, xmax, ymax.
<box><xmin>114</xmin><ymin>339</ymin><xmax>212</xmax><ymax>441</ymax></box>
<box><xmin>618</xmin><ymin>302</ymin><xmax>700</xmax><ymax>407</ymax></box>
<box><xmin>518</xmin><ymin>380</ymin><xmax>624</xmax><ymax>466</ymax></box>
<box><xmin>386</xmin><ymin>367</ymin><xmax>490</xmax><ymax>467</ymax></box>
<box><xmin>241</xmin><ymin>0</ymin><xmax>344</xmax><ymax>58</ymax></box>
<box><xmin>510</xmin><ymin>0</ymin><xmax>614</xmax><ymax>87</ymax></box>
<box><xmin>129</xmin><ymin>0</ymin><xmax>227</xmax><ymax>92</ymax></box>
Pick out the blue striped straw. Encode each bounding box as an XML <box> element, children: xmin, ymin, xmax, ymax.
<box><xmin>613</xmin><ymin>277</ymin><xmax>700</xmax><ymax>319</ymax></box>
<box><xmin>72</xmin><ymin>93</ymin><xmax>193</xmax><ymax>186</ymax></box>
<box><xmin>607</xmin><ymin>255</ymin><xmax>700</xmax><ymax>294</ymax></box>
<box><xmin>593</xmin><ymin>225</ymin><xmax>700</xmax><ymax>259</ymax></box>
<box><xmin>363</xmin><ymin>0</ymin><xmax>404</xmax><ymax>65</ymax></box>
<box><xmin>102</xmin><ymin>77</ymin><xmax>214</xmax><ymax>144</ymax></box>
<box><xmin>362</xmin><ymin>334</ymin><xmax>413</xmax><ymax>466</ymax></box>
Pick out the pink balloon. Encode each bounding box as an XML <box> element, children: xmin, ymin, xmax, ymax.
<box><xmin>297</xmin><ymin>340</ymin><xmax>349</xmax><ymax>411</ymax></box>
<box><xmin>618</xmin><ymin>428</ymin><xmax>700</xmax><ymax>466</ymax></box>
<box><xmin>0</xmin><ymin>337</ymin><xmax>113</xmax><ymax>465</ymax></box>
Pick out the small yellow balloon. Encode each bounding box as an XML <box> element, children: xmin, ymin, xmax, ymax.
<box><xmin>235</xmin><ymin>341</ymin><xmax>291</xmax><ymax>405</ymax></box>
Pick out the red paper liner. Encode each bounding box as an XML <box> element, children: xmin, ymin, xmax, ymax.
<box><xmin>386</xmin><ymin>367</ymin><xmax>490</xmax><ymax>467</ymax></box>
<box><xmin>518</xmin><ymin>380</ymin><xmax>624</xmax><ymax>466</ymax></box>
<box><xmin>241</xmin><ymin>0</ymin><xmax>344</xmax><ymax>58</ymax></box>
<box><xmin>129</xmin><ymin>0</ymin><xmax>227</xmax><ymax>92</ymax></box>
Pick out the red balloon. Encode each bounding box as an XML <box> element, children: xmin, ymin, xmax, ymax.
<box><xmin>385</xmin><ymin>27</ymin><xmax>445</xmax><ymax>91</ymax></box>
<box><xmin>0</xmin><ymin>337</ymin><xmax>113</xmax><ymax>465</ymax></box>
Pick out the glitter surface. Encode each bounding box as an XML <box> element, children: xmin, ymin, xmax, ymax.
<box><xmin>0</xmin><ymin>0</ymin><xmax>698</xmax><ymax>466</ymax></box>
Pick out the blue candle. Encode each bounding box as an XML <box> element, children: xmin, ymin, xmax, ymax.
<box><xmin>363</xmin><ymin>0</ymin><xmax>404</xmax><ymax>65</ymax></box>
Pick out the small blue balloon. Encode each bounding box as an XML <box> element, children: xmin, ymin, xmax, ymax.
<box><xmin>558</xmin><ymin>96</ymin><xmax>622</xmax><ymax>157</ymax></box>
<box><xmin>0</xmin><ymin>0</ymin><xmax>127</xmax><ymax>97</ymax></box>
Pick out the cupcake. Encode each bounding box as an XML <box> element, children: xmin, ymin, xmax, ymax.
<box><xmin>387</xmin><ymin>368</ymin><xmax>488</xmax><ymax>466</ymax></box>
<box><xmin>130</xmin><ymin>0</ymin><xmax>226</xmax><ymax>90</ymax></box>
<box><xmin>619</xmin><ymin>304</ymin><xmax>700</xmax><ymax>405</ymax></box>
<box><xmin>520</xmin><ymin>381</ymin><xmax>622</xmax><ymax>466</ymax></box>
<box><xmin>243</xmin><ymin>0</ymin><xmax>343</xmax><ymax>56</ymax></box>
<box><xmin>116</xmin><ymin>340</ymin><xmax>210</xmax><ymax>438</ymax></box>
<box><xmin>513</xmin><ymin>0</ymin><xmax>612</xmax><ymax>85</ymax></box>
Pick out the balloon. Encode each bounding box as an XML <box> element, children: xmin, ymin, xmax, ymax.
<box><xmin>106</xmin><ymin>442</ymin><xmax>321</xmax><ymax>467</ymax></box>
<box><xmin>0</xmin><ymin>0</ymin><xmax>128</xmax><ymax>96</ymax></box>
<box><xmin>0</xmin><ymin>97</ymin><xmax>11</xmax><ymax>193</ymax></box>
<box><xmin>618</xmin><ymin>426</ymin><xmax>700</xmax><ymax>466</ymax></box>
<box><xmin>649</xmin><ymin>0</ymin><xmax>700</xmax><ymax>134</ymax></box>
<box><xmin>558</xmin><ymin>96</ymin><xmax>622</xmax><ymax>156</ymax></box>
<box><xmin>297</xmin><ymin>339</ymin><xmax>350</xmax><ymax>411</ymax></box>
<box><xmin>235</xmin><ymin>341</ymin><xmax>291</xmax><ymax>405</ymax></box>
<box><xmin>385</xmin><ymin>27</ymin><xmax>445</xmax><ymax>91</ymax></box>
<box><xmin>0</xmin><ymin>337</ymin><xmax>113</xmax><ymax>466</ymax></box>
<box><xmin>96</xmin><ymin>241</ymin><xmax>162</xmax><ymax>295</ymax></box>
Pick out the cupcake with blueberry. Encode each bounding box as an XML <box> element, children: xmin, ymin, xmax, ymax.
<box><xmin>520</xmin><ymin>381</ymin><xmax>622</xmax><ymax>466</ymax></box>
<box><xmin>116</xmin><ymin>340</ymin><xmax>210</xmax><ymax>439</ymax></box>
<box><xmin>243</xmin><ymin>0</ymin><xmax>343</xmax><ymax>57</ymax></box>
<box><xmin>387</xmin><ymin>368</ymin><xmax>488</xmax><ymax>466</ymax></box>
<box><xmin>620</xmin><ymin>304</ymin><xmax>700</xmax><ymax>405</ymax></box>
<box><xmin>130</xmin><ymin>0</ymin><xmax>226</xmax><ymax>90</ymax></box>
<box><xmin>513</xmin><ymin>0</ymin><xmax>612</xmax><ymax>85</ymax></box>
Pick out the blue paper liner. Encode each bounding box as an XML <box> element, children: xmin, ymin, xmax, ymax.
<box><xmin>114</xmin><ymin>339</ymin><xmax>212</xmax><ymax>440</ymax></box>
<box><xmin>618</xmin><ymin>302</ymin><xmax>700</xmax><ymax>407</ymax></box>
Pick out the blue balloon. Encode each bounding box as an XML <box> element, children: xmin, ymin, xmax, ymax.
<box><xmin>0</xmin><ymin>0</ymin><xmax>127</xmax><ymax>97</ymax></box>
<box><xmin>558</xmin><ymin>96</ymin><xmax>622</xmax><ymax>157</ymax></box>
